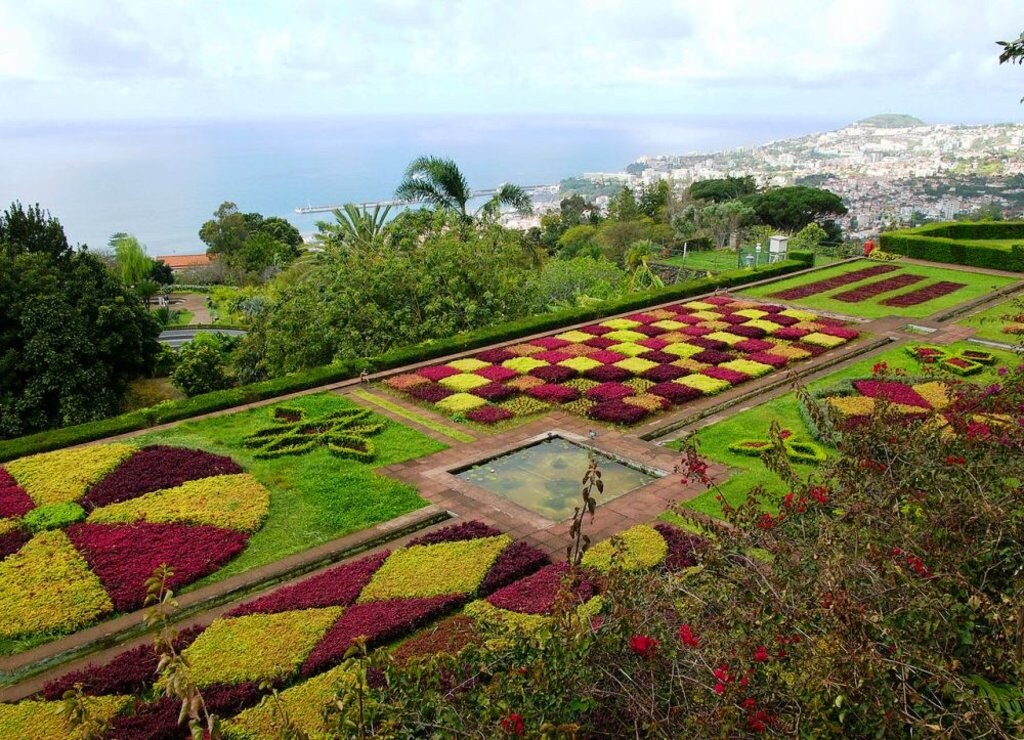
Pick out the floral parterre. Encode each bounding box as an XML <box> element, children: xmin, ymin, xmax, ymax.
<box><xmin>0</xmin><ymin>444</ymin><xmax>270</xmax><ymax>642</ymax></box>
<box><xmin>383</xmin><ymin>297</ymin><xmax>859</xmax><ymax>425</ymax></box>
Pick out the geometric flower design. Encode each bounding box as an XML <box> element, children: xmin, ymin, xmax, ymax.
<box><xmin>242</xmin><ymin>407</ymin><xmax>384</xmax><ymax>461</ymax></box>
<box><xmin>0</xmin><ymin>444</ymin><xmax>269</xmax><ymax>641</ymax></box>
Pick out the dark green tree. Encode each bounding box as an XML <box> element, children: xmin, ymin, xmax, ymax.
<box><xmin>606</xmin><ymin>187</ymin><xmax>640</xmax><ymax>221</ymax></box>
<box><xmin>171</xmin><ymin>341</ymin><xmax>232</xmax><ymax>397</ymax></box>
<box><xmin>199</xmin><ymin>202</ymin><xmax>301</xmax><ymax>277</ymax></box>
<box><xmin>0</xmin><ymin>203</ymin><xmax>161</xmax><ymax>438</ymax></box>
<box><xmin>689</xmin><ymin>176</ymin><xmax>757</xmax><ymax>203</ymax></box>
<box><xmin>150</xmin><ymin>259</ymin><xmax>174</xmax><ymax>285</ymax></box>
<box><xmin>745</xmin><ymin>186</ymin><xmax>847</xmax><ymax>232</ymax></box>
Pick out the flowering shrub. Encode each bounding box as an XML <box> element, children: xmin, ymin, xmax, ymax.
<box><xmin>769</xmin><ymin>263</ymin><xmax>899</xmax><ymax>299</ymax></box>
<box><xmin>465</xmin><ymin>405</ymin><xmax>515</xmax><ymax>424</ymax></box>
<box><xmin>880</xmin><ymin>280</ymin><xmax>966</xmax><ymax>307</ymax></box>
<box><xmin>6</xmin><ymin>443</ymin><xmax>135</xmax><ymax>506</ymax></box>
<box><xmin>438</xmin><ymin>372</ymin><xmax>491</xmax><ymax>392</ymax></box>
<box><xmin>183</xmin><ymin>606</ymin><xmax>345</xmax><ymax>687</ymax></box>
<box><xmin>358</xmin><ymin>535</ymin><xmax>513</xmax><ymax>601</ymax></box>
<box><xmin>832</xmin><ymin>273</ymin><xmax>926</xmax><ymax>302</ymax></box>
<box><xmin>436</xmin><ymin>392</ymin><xmax>488</xmax><ymax>413</ymax></box>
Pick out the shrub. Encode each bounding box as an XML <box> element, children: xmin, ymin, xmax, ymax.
<box><xmin>22</xmin><ymin>501</ymin><xmax>85</xmax><ymax>532</ymax></box>
<box><xmin>527</xmin><ymin>384</ymin><xmax>580</xmax><ymax>404</ymax></box>
<box><xmin>942</xmin><ymin>356</ymin><xmax>983</xmax><ymax>376</ymax></box>
<box><xmin>470</xmin><ymin>382</ymin><xmax>517</xmax><ymax>403</ymax></box>
<box><xmin>474</xmin><ymin>365</ymin><xmax>519</xmax><ymax>382</ymax></box>
<box><xmin>529</xmin><ymin>364</ymin><xmax>577</xmax><ymax>383</ymax></box>
<box><xmin>465</xmin><ymin>405</ymin><xmax>515</xmax><ymax>425</ymax></box>
<box><xmin>643</xmin><ymin>364</ymin><xmax>690</xmax><ymax>383</ymax></box>
<box><xmin>583</xmin><ymin>364</ymin><xmax>633</xmax><ymax>383</ymax></box>
<box><xmin>648</xmin><ymin>382</ymin><xmax>703</xmax><ymax>404</ymax></box>
<box><xmin>0</xmin><ymin>468</ymin><xmax>34</xmax><ymax>518</ymax></box>
<box><xmin>407</xmin><ymin>383</ymin><xmax>454</xmax><ymax>403</ymax></box>
<box><xmin>171</xmin><ymin>342</ymin><xmax>233</xmax><ymax>397</ymax></box>
<box><xmin>879</xmin><ymin>221</ymin><xmax>1024</xmax><ymax>271</ymax></box>
<box><xmin>585</xmin><ymin>382</ymin><xmax>635</xmax><ymax>402</ymax></box>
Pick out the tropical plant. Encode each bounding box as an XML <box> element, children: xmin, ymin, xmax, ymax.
<box><xmin>315</xmin><ymin>204</ymin><xmax>392</xmax><ymax>252</ymax></box>
<box><xmin>395</xmin><ymin>156</ymin><xmax>532</xmax><ymax>222</ymax></box>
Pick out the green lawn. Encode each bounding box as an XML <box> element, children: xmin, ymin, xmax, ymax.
<box><xmin>658</xmin><ymin>249</ymin><xmax>841</xmax><ymax>274</ymax></box>
<box><xmin>661</xmin><ymin>339</ymin><xmax>1020</xmax><ymax>520</ymax></box>
<box><xmin>166</xmin><ymin>309</ymin><xmax>194</xmax><ymax>327</ymax></box>
<box><xmin>740</xmin><ymin>259</ymin><xmax>1017</xmax><ymax>319</ymax></box>
<box><xmin>957</xmin><ymin>294</ymin><xmax>1024</xmax><ymax>344</ymax></box>
<box><xmin>136</xmin><ymin>392</ymin><xmax>447</xmax><ymax>587</ymax></box>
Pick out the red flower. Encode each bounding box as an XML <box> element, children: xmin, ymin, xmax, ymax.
<box><xmin>756</xmin><ymin>513</ymin><xmax>776</xmax><ymax>530</ymax></box>
<box><xmin>630</xmin><ymin>634</ymin><xmax>659</xmax><ymax>658</ymax></box>
<box><xmin>501</xmin><ymin>713</ymin><xmax>525</xmax><ymax>736</ymax></box>
<box><xmin>713</xmin><ymin>664</ymin><xmax>731</xmax><ymax>683</ymax></box>
<box><xmin>678</xmin><ymin>624</ymin><xmax>700</xmax><ymax>648</ymax></box>
<box><xmin>753</xmin><ymin>645</ymin><xmax>769</xmax><ymax>663</ymax></box>
<box><xmin>713</xmin><ymin>682</ymin><xmax>726</xmax><ymax>695</ymax></box>
<box><xmin>872</xmin><ymin>361</ymin><xmax>888</xmax><ymax>375</ymax></box>
<box><xmin>782</xmin><ymin>493</ymin><xmax>795</xmax><ymax>508</ymax></box>
<box><xmin>809</xmin><ymin>486</ymin><xmax>829</xmax><ymax>504</ymax></box>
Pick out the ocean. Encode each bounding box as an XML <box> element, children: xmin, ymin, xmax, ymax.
<box><xmin>0</xmin><ymin>115</ymin><xmax>846</xmax><ymax>255</ymax></box>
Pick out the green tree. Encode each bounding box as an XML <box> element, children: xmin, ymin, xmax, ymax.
<box><xmin>199</xmin><ymin>202</ymin><xmax>301</xmax><ymax>278</ymax></box>
<box><xmin>789</xmin><ymin>222</ymin><xmax>828</xmax><ymax>251</ymax></box>
<box><xmin>108</xmin><ymin>233</ymin><xmax>153</xmax><ymax>288</ymax></box>
<box><xmin>556</xmin><ymin>224</ymin><xmax>600</xmax><ymax>259</ymax></box>
<box><xmin>395</xmin><ymin>156</ymin><xmax>532</xmax><ymax>222</ymax></box>
<box><xmin>0</xmin><ymin>203</ymin><xmax>161</xmax><ymax>438</ymax></box>
<box><xmin>606</xmin><ymin>186</ymin><xmax>640</xmax><ymax>221</ymax></box>
<box><xmin>638</xmin><ymin>180</ymin><xmax>671</xmax><ymax>221</ymax></box>
<box><xmin>199</xmin><ymin>202</ymin><xmax>249</xmax><ymax>258</ymax></box>
<box><xmin>315</xmin><ymin>204</ymin><xmax>392</xmax><ymax>252</ymax></box>
<box><xmin>745</xmin><ymin>186</ymin><xmax>847</xmax><ymax>232</ymax></box>
<box><xmin>149</xmin><ymin>259</ymin><xmax>174</xmax><ymax>285</ymax></box>
<box><xmin>689</xmin><ymin>176</ymin><xmax>757</xmax><ymax>203</ymax></box>
<box><xmin>171</xmin><ymin>340</ymin><xmax>232</xmax><ymax>397</ymax></box>
<box><xmin>529</xmin><ymin>256</ymin><xmax>625</xmax><ymax>308</ymax></box>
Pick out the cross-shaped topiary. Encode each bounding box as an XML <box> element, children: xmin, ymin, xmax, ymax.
<box><xmin>242</xmin><ymin>407</ymin><xmax>385</xmax><ymax>461</ymax></box>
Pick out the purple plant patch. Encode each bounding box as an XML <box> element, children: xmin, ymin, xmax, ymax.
<box><xmin>465</xmin><ymin>405</ymin><xmax>516</xmax><ymax>424</ymax></box>
<box><xmin>790</xmin><ymin>341</ymin><xmax>827</xmax><ymax>357</ymax></box>
<box><xmin>474</xmin><ymin>348</ymin><xmax>515</xmax><ymax>363</ymax></box>
<box><xmin>727</xmin><ymin>325</ymin><xmax>767</xmax><ymax>338</ymax></box>
<box><xmin>852</xmin><ymin>380</ymin><xmax>931</xmax><ymax>408</ymax></box>
<box><xmin>227</xmin><ymin>551</ymin><xmax>390</xmax><ymax>618</ymax></box>
<box><xmin>479</xmin><ymin>540</ymin><xmax>551</xmax><ymax>595</ymax></box>
<box><xmin>745</xmin><ymin>352</ymin><xmax>789</xmax><ymax>368</ymax></box>
<box><xmin>769</xmin><ymin>264</ymin><xmax>899</xmax><ymax>300</ymax></box>
<box><xmin>632</xmin><ymin>324</ymin><xmax>667</xmax><ymax>337</ymax></box>
<box><xmin>735</xmin><ymin>339</ymin><xmax>775</xmax><ymax>353</ymax></box>
<box><xmin>474</xmin><ymin>365</ymin><xmax>518</xmax><ymax>382</ymax></box>
<box><xmin>532</xmin><ymin>350</ymin><xmax>573</xmax><ymax>365</ymax></box>
<box><xmin>719</xmin><ymin>313</ymin><xmax>749</xmax><ymax>325</ymax></box>
<box><xmin>643</xmin><ymin>364</ymin><xmax>690</xmax><ymax>382</ymax></box>
<box><xmin>701</xmin><ymin>367</ymin><xmax>748</xmax><ymax>384</ymax></box>
<box><xmin>81</xmin><ymin>446</ymin><xmax>243</xmax><ymax>510</ymax></box>
<box><xmin>527</xmin><ymin>384</ymin><xmax>581</xmax><ymax>404</ymax></box>
<box><xmin>648</xmin><ymin>382</ymin><xmax>703</xmax><ymax>404</ymax></box>
<box><xmin>772</xmin><ymin>326</ymin><xmax>809</xmax><ymax>340</ymax></box>
<box><xmin>638</xmin><ymin>351</ymin><xmax>678</xmax><ymax>364</ymax></box>
<box><xmin>817</xmin><ymin>325</ymin><xmax>859</xmax><ymax>340</ymax></box>
<box><xmin>583</xmin><ymin>365</ymin><xmax>633</xmax><ymax>383</ymax></box>
<box><xmin>471</xmin><ymin>382</ymin><xmax>518</xmax><ymax>402</ymax></box>
<box><xmin>103</xmin><ymin>683</ymin><xmax>265</xmax><ymax>740</ymax></box>
<box><xmin>831</xmin><ymin>273</ymin><xmax>925</xmax><ymax>303</ymax></box>
<box><xmin>681</xmin><ymin>325</ymin><xmax>713</xmax><ymax>337</ymax></box>
<box><xmin>529</xmin><ymin>364</ymin><xmax>577</xmax><ymax>384</ymax></box>
<box><xmin>583</xmin><ymin>336</ymin><xmax>617</xmax><ymax>349</ymax></box>
<box><xmin>880</xmin><ymin>281</ymin><xmax>966</xmax><ymax>307</ymax></box>
<box><xmin>653</xmin><ymin>523</ymin><xmax>704</xmax><ymax>571</ymax></box>
<box><xmin>758</xmin><ymin>304</ymin><xmax>786</xmax><ymax>313</ymax></box>
<box><xmin>588</xmin><ymin>350</ymin><xmax>628</xmax><ymax>364</ymax></box>
<box><xmin>587</xmin><ymin>400</ymin><xmax>649</xmax><ymax>424</ymax></box>
<box><xmin>637</xmin><ymin>337</ymin><xmax>670</xmax><ymax>350</ymax></box>
<box><xmin>625</xmin><ymin>312</ymin><xmax>659</xmax><ymax>324</ymax></box>
<box><xmin>0</xmin><ymin>527</ymin><xmax>30</xmax><ymax>560</ymax></box>
<box><xmin>486</xmin><ymin>563</ymin><xmax>597</xmax><ymax>615</ymax></box>
<box><xmin>703</xmin><ymin>295</ymin><xmax>735</xmax><ymax>306</ymax></box>
<box><xmin>692</xmin><ymin>349</ymin><xmax>735</xmax><ymax>365</ymax></box>
<box><xmin>409</xmin><ymin>521</ymin><xmax>503</xmax><ymax>547</ymax></box>
<box><xmin>407</xmin><ymin>383</ymin><xmax>455</xmax><ymax>402</ymax></box>
<box><xmin>685</xmin><ymin>336</ymin><xmax>728</xmax><ymax>350</ymax></box>
<box><xmin>585</xmin><ymin>382</ymin><xmax>635</xmax><ymax>402</ymax></box>
<box><xmin>530</xmin><ymin>337</ymin><xmax>570</xmax><ymax>350</ymax></box>
<box><xmin>416</xmin><ymin>365</ymin><xmax>460</xmax><ymax>382</ymax></box>
<box><xmin>769</xmin><ymin>314</ymin><xmax>800</xmax><ymax>327</ymax></box>
<box><xmin>302</xmin><ymin>595</ymin><xmax>464</xmax><ymax>676</ymax></box>
<box><xmin>0</xmin><ymin>468</ymin><xmax>35</xmax><ymax>518</ymax></box>
<box><xmin>578</xmin><ymin>324</ymin><xmax>614</xmax><ymax>336</ymax></box>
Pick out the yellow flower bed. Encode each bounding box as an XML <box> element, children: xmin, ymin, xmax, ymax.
<box><xmin>623</xmin><ymin>394</ymin><xmax>667</xmax><ymax>411</ymax></box>
<box><xmin>912</xmin><ymin>381</ymin><xmax>951</xmax><ymax>410</ymax></box>
<box><xmin>651</xmin><ymin>319</ymin><xmax>685</xmax><ymax>331</ymax></box>
<box><xmin>676</xmin><ymin>374</ymin><xmax>731</xmax><ymax>395</ymax></box>
<box><xmin>87</xmin><ymin>473</ymin><xmax>270</xmax><ymax>532</ymax></box>
<box><xmin>663</xmin><ymin>342</ymin><xmax>702</xmax><ymax>358</ymax></box>
<box><xmin>358</xmin><ymin>535</ymin><xmax>512</xmax><ymax>602</ymax></box>
<box><xmin>705</xmin><ymin>331</ymin><xmax>746</xmax><ymax>346</ymax></box>
<box><xmin>438</xmin><ymin>373</ymin><xmax>490</xmax><ymax>392</ymax></box>
<box><xmin>226</xmin><ymin>663</ymin><xmax>354</xmax><ymax>740</ymax></box>
<box><xmin>0</xmin><ymin>530</ymin><xmax>112</xmax><ymax>639</ymax></box>
<box><xmin>719</xmin><ymin>359</ymin><xmax>773</xmax><ymax>378</ymax></box>
<box><xmin>435</xmin><ymin>392</ymin><xmax>488</xmax><ymax>414</ymax></box>
<box><xmin>780</xmin><ymin>308</ymin><xmax>818</xmax><ymax>321</ymax></box>
<box><xmin>502</xmin><ymin>356</ymin><xmax>549</xmax><ymax>374</ymax></box>
<box><xmin>582</xmin><ymin>525</ymin><xmax>668</xmax><ymax>572</ymax></box>
<box><xmin>0</xmin><ymin>695</ymin><xmax>130</xmax><ymax>740</ymax></box>
<box><xmin>606</xmin><ymin>342</ymin><xmax>648</xmax><ymax>357</ymax></box>
<box><xmin>765</xmin><ymin>342</ymin><xmax>812</xmax><ymax>360</ymax></box>
<box><xmin>6</xmin><ymin>443</ymin><xmax>135</xmax><ymax>505</ymax></box>
<box><xmin>734</xmin><ymin>308</ymin><xmax>768</xmax><ymax>319</ymax></box>
<box><xmin>691</xmin><ymin>310</ymin><xmax>722</xmax><ymax>321</ymax></box>
<box><xmin>446</xmin><ymin>358</ymin><xmax>490</xmax><ymax>373</ymax></box>
<box><xmin>0</xmin><ymin>518</ymin><xmax>19</xmax><ymax>536</ymax></box>
<box><xmin>614</xmin><ymin>357</ymin><xmax>659</xmax><ymax>375</ymax></box>
<box><xmin>826</xmin><ymin>396</ymin><xmax>875</xmax><ymax>417</ymax></box>
<box><xmin>681</xmin><ymin>301</ymin><xmax>715</xmax><ymax>311</ymax></box>
<box><xmin>802</xmin><ymin>332</ymin><xmax>846</xmax><ymax>349</ymax></box>
<box><xmin>600</xmin><ymin>318</ymin><xmax>642</xmax><ymax>330</ymax></box>
<box><xmin>603</xmin><ymin>329</ymin><xmax>646</xmax><ymax>343</ymax></box>
<box><xmin>184</xmin><ymin>607</ymin><xmax>343</xmax><ymax>687</ymax></box>
<box><xmin>554</xmin><ymin>330</ymin><xmax>595</xmax><ymax>343</ymax></box>
<box><xmin>743</xmin><ymin>319</ymin><xmax>783</xmax><ymax>334</ymax></box>
<box><xmin>558</xmin><ymin>356</ymin><xmax>603</xmax><ymax>373</ymax></box>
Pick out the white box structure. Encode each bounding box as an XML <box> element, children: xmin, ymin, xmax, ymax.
<box><xmin>768</xmin><ymin>235</ymin><xmax>789</xmax><ymax>262</ymax></box>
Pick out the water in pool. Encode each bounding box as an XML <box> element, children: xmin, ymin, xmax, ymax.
<box><xmin>455</xmin><ymin>436</ymin><xmax>657</xmax><ymax>521</ymax></box>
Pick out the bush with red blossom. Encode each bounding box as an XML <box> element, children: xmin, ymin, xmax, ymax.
<box><xmin>466</xmin><ymin>405</ymin><xmax>516</xmax><ymax>424</ymax></box>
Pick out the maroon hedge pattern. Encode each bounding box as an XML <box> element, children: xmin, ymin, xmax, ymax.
<box><xmin>465</xmin><ymin>405</ymin><xmax>515</xmax><ymax>424</ymax></box>
<box><xmin>103</xmin><ymin>683</ymin><xmax>266</xmax><ymax>740</ymax></box>
<box><xmin>0</xmin><ymin>526</ymin><xmax>31</xmax><ymax>560</ymax></box>
<box><xmin>654</xmin><ymin>523</ymin><xmax>704</xmax><ymax>571</ymax></box>
<box><xmin>486</xmin><ymin>563</ymin><xmax>597</xmax><ymax>615</ymax></box>
<box><xmin>830</xmin><ymin>273</ymin><xmax>926</xmax><ymax>303</ymax></box>
<box><xmin>80</xmin><ymin>445</ymin><xmax>243</xmax><ymax>510</ymax></box>
<box><xmin>226</xmin><ymin>550</ymin><xmax>391</xmax><ymax>618</ymax></box>
<box><xmin>0</xmin><ymin>466</ymin><xmax>35</xmax><ymax>518</ymax></box>
<box><xmin>587</xmin><ymin>400</ymin><xmax>649</xmax><ymax>424</ymax></box>
<box><xmin>479</xmin><ymin>540</ymin><xmax>551</xmax><ymax>595</ymax></box>
<box><xmin>879</xmin><ymin>281</ymin><xmax>967</xmax><ymax>307</ymax></box>
<box><xmin>769</xmin><ymin>264</ymin><xmax>900</xmax><ymax>300</ymax></box>
<box><xmin>66</xmin><ymin>522</ymin><xmax>250</xmax><ymax>613</ymax></box>
<box><xmin>408</xmin><ymin>521</ymin><xmax>503</xmax><ymax>547</ymax></box>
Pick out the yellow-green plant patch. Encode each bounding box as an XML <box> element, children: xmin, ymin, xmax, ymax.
<box><xmin>554</xmin><ymin>330</ymin><xmax>594</xmax><ymax>343</ymax></box>
<box><xmin>606</xmin><ymin>342</ymin><xmax>649</xmax><ymax>357</ymax></box>
<box><xmin>558</xmin><ymin>356</ymin><xmax>603</xmax><ymax>373</ymax></box>
<box><xmin>705</xmin><ymin>331</ymin><xmax>746</xmax><ymax>346</ymax></box>
<box><xmin>435</xmin><ymin>393</ymin><xmax>488</xmax><ymax>414</ymax></box>
<box><xmin>719</xmin><ymin>359</ymin><xmax>773</xmax><ymax>378</ymax></box>
<box><xmin>6</xmin><ymin>443</ymin><xmax>135</xmax><ymax>505</ymax></box>
<box><xmin>603</xmin><ymin>329</ymin><xmax>647</xmax><ymax>343</ymax></box>
<box><xmin>599</xmin><ymin>318</ymin><xmax>642</xmax><ymax>330</ymax></box>
<box><xmin>802</xmin><ymin>332</ymin><xmax>846</xmax><ymax>348</ymax></box>
<box><xmin>582</xmin><ymin>525</ymin><xmax>668</xmax><ymax>572</ymax></box>
<box><xmin>614</xmin><ymin>357</ymin><xmax>659</xmax><ymax>375</ymax></box>
<box><xmin>438</xmin><ymin>373</ymin><xmax>490</xmax><ymax>392</ymax></box>
<box><xmin>0</xmin><ymin>695</ymin><xmax>131</xmax><ymax>740</ymax></box>
<box><xmin>446</xmin><ymin>358</ymin><xmax>490</xmax><ymax>373</ymax></box>
<box><xmin>676</xmin><ymin>374</ymin><xmax>731</xmax><ymax>395</ymax></box>
<box><xmin>663</xmin><ymin>342</ymin><xmax>702</xmax><ymax>358</ymax></box>
<box><xmin>501</xmin><ymin>356</ymin><xmax>549</xmax><ymax>374</ymax></box>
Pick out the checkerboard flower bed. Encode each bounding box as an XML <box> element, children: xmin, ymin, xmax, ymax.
<box><xmin>465</xmin><ymin>405</ymin><xmax>515</xmax><ymax>424</ymax></box>
<box><xmin>0</xmin><ymin>444</ymin><xmax>269</xmax><ymax>641</ymax></box>
<box><xmin>769</xmin><ymin>264</ymin><xmax>900</xmax><ymax>300</ymax></box>
<box><xmin>831</xmin><ymin>273</ymin><xmax>926</xmax><ymax>303</ymax></box>
<box><xmin>879</xmin><ymin>280</ymin><xmax>967</xmax><ymax>307</ymax></box>
<box><xmin>384</xmin><ymin>298</ymin><xmax>858</xmax><ymax>425</ymax></box>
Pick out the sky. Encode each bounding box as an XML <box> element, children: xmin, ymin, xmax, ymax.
<box><xmin>0</xmin><ymin>0</ymin><xmax>1022</xmax><ymax>124</ymax></box>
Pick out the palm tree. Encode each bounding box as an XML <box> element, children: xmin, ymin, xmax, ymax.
<box><xmin>395</xmin><ymin>156</ymin><xmax>532</xmax><ymax>222</ymax></box>
<box><xmin>315</xmin><ymin>203</ymin><xmax>391</xmax><ymax>251</ymax></box>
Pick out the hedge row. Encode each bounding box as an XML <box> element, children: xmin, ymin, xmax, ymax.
<box><xmin>879</xmin><ymin>222</ymin><xmax>1024</xmax><ymax>272</ymax></box>
<box><xmin>0</xmin><ymin>258</ymin><xmax>812</xmax><ymax>462</ymax></box>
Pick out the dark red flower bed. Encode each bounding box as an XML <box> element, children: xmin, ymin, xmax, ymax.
<box><xmin>719</xmin><ymin>313</ymin><xmax>749</xmax><ymax>325</ymax></box>
<box><xmin>681</xmin><ymin>325</ymin><xmax>713</xmax><ymax>336</ymax></box>
<box><xmin>527</xmin><ymin>383</ymin><xmax>581</xmax><ymax>404</ymax></box>
<box><xmin>486</xmin><ymin>563</ymin><xmax>597</xmax><ymax>615</ymax></box>
<box><xmin>532</xmin><ymin>350</ymin><xmax>573</xmax><ymax>365</ymax></box>
<box><xmin>625</xmin><ymin>312</ymin><xmax>659</xmax><ymax>323</ymax></box>
<box><xmin>474</xmin><ymin>365</ymin><xmax>518</xmax><ymax>382</ymax></box>
<box><xmin>632</xmin><ymin>324</ymin><xmax>666</xmax><ymax>337</ymax></box>
<box><xmin>791</xmin><ymin>341</ymin><xmax>827</xmax><ymax>357</ymax></box>
<box><xmin>704</xmin><ymin>296</ymin><xmax>734</xmax><ymax>306</ymax></box>
<box><xmin>416</xmin><ymin>365</ymin><xmax>460</xmax><ymax>382</ymax></box>
<box><xmin>727</xmin><ymin>324</ymin><xmax>767</xmax><ymax>338</ymax></box>
<box><xmin>583</xmin><ymin>336</ymin><xmax>617</xmax><ymax>349</ymax></box>
<box><xmin>685</xmin><ymin>336</ymin><xmax>728</xmax><ymax>350</ymax></box>
<box><xmin>768</xmin><ymin>314</ymin><xmax>799</xmax><ymax>326</ymax></box>
<box><xmin>648</xmin><ymin>382</ymin><xmax>703</xmax><ymax>404</ymax></box>
<box><xmin>653</xmin><ymin>523</ymin><xmax>704</xmax><ymax>571</ymax></box>
<box><xmin>67</xmin><ymin>522</ymin><xmax>250</xmax><ymax>613</ymax></box>
<box><xmin>671</xmin><ymin>313</ymin><xmax>702</xmax><ymax>325</ymax></box>
<box><xmin>745</xmin><ymin>352</ymin><xmax>789</xmax><ymax>368</ymax></box>
<box><xmin>407</xmin><ymin>383</ymin><xmax>454</xmax><ymax>402</ymax></box>
<box><xmin>530</xmin><ymin>337</ymin><xmax>570</xmax><ymax>350</ymax></box>
<box><xmin>578</xmin><ymin>324</ymin><xmax>613</xmax><ymax>336</ymax></box>
<box><xmin>831</xmin><ymin>273</ymin><xmax>926</xmax><ymax>303</ymax></box>
<box><xmin>585</xmin><ymin>382</ymin><xmax>635</xmax><ymax>402</ymax></box>
<box><xmin>301</xmin><ymin>595</ymin><xmax>464</xmax><ymax>676</ymax></box>
<box><xmin>529</xmin><ymin>364</ymin><xmax>577</xmax><ymax>384</ymax></box>
<box><xmin>474</xmin><ymin>348</ymin><xmax>515</xmax><ymax>363</ymax></box>
<box><xmin>0</xmin><ymin>527</ymin><xmax>30</xmax><ymax>560</ymax></box>
<box><xmin>583</xmin><ymin>365</ymin><xmax>633</xmax><ymax>383</ymax></box>
<box><xmin>0</xmin><ymin>467</ymin><xmax>35</xmax><ymax>518</ymax></box>
<box><xmin>638</xmin><ymin>336</ymin><xmax>670</xmax><ymax>349</ymax></box>
<box><xmin>103</xmin><ymin>682</ymin><xmax>265</xmax><ymax>740</ymax></box>
<box><xmin>410</xmin><ymin>521</ymin><xmax>503</xmax><ymax>547</ymax></box>
<box><xmin>638</xmin><ymin>350</ymin><xmax>678</xmax><ymax>364</ymax></box>
<box><xmin>588</xmin><ymin>350</ymin><xmax>628</xmax><ymax>364</ymax></box>
<box><xmin>769</xmin><ymin>264</ymin><xmax>899</xmax><ymax>300</ymax></box>
<box><xmin>880</xmin><ymin>281</ymin><xmax>967</xmax><ymax>307</ymax></box>
<box><xmin>757</xmin><ymin>303</ymin><xmax>786</xmax><ymax>313</ymax></box>
<box><xmin>817</xmin><ymin>325</ymin><xmax>860</xmax><ymax>340</ymax></box>
<box><xmin>587</xmin><ymin>400</ymin><xmax>649</xmax><ymax>424</ymax></box>
<box><xmin>227</xmin><ymin>551</ymin><xmax>390</xmax><ymax>618</ymax></box>
<box><xmin>702</xmin><ymin>367</ymin><xmax>749</xmax><ymax>384</ymax></box>
<box><xmin>42</xmin><ymin>625</ymin><xmax>205</xmax><ymax>699</ymax></box>
<box><xmin>642</xmin><ymin>364</ymin><xmax>690</xmax><ymax>382</ymax></box>
<box><xmin>392</xmin><ymin>615</ymin><xmax>483</xmax><ymax>665</ymax></box>
<box><xmin>852</xmin><ymin>380</ymin><xmax>931</xmax><ymax>408</ymax></box>
<box><xmin>735</xmin><ymin>339</ymin><xmax>775</xmax><ymax>353</ymax></box>
<box><xmin>692</xmin><ymin>349</ymin><xmax>735</xmax><ymax>365</ymax></box>
<box><xmin>470</xmin><ymin>382</ymin><xmax>517</xmax><ymax>402</ymax></box>
<box><xmin>465</xmin><ymin>405</ymin><xmax>515</xmax><ymax>424</ymax></box>
<box><xmin>81</xmin><ymin>446</ymin><xmax>243</xmax><ymax>510</ymax></box>
<box><xmin>773</xmin><ymin>326</ymin><xmax>808</xmax><ymax>340</ymax></box>
<box><xmin>479</xmin><ymin>540</ymin><xmax>551</xmax><ymax>595</ymax></box>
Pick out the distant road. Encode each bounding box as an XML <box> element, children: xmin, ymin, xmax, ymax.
<box><xmin>159</xmin><ymin>328</ymin><xmax>247</xmax><ymax>349</ymax></box>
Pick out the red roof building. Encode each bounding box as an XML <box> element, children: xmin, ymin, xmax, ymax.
<box><xmin>156</xmin><ymin>254</ymin><xmax>214</xmax><ymax>271</ymax></box>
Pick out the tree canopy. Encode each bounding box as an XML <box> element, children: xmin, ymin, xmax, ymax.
<box><xmin>199</xmin><ymin>202</ymin><xmax>302</xmax><ymax>278</ymax></box>
<box><xmin>688</xmin><ymin>176</ymin><xmax>757</xmax><ymax>203</ymax></box>
<box><xmin>744</xmin><ymin>186</ymin><xmax>847</xmax><ymax>233</ymax></box>
<box><xmin>395</xmin><ymin>156</ymin><xmax>532</xmax><ymax>222</ymax></box>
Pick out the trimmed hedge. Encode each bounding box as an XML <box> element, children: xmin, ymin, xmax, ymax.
<box><xmin>879</xmin><ymin>222</ymin><xmax>1024</xmax><ymax>272</ymax></box>
<box><xmin>0</xmin><ymin>259</ymin><xmax>809</xmax><ymax>462</ymax></box>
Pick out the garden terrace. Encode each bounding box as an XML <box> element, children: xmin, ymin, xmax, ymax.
<box><xmin>957</xmin><ymin>293</ymin><xmax>1024</xmax><ymax>345</ymax></box>
<box><xmin>879</xmin><ymin>220</ymin><xmax>1024</xmax><ymax>272</ymax></box>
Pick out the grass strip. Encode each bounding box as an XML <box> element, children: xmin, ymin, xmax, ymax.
<box><xmin>350</xmin><ymin>389</ymin><xmax>475</xmax><ymax>443</ymax></box>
